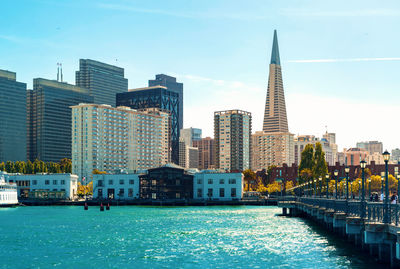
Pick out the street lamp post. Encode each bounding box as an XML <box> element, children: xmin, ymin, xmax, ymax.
<box><xmin>345</xmin><ymin>166</ymin><xmax>350</xmax><ymax>200</ymax></box>
<box><xmin>319</xmin><ymin>177</ymin><xmax>322</xmax><ymax>198</ymax></box>
<box><xmin>334</xmin><ymin>170</ymin><xmax>339</xmax><ymax>199</ymax></box>
<box><xmin>313</xmin><ymin>179</ymin><xmax>317</xmax><ymax>197</ymax></box>
<box><xmin>326</xmin><ymin>174</ymin><xmax>329</xmax><ymax>199</ymax></box>
<box><xmin>360</xmin><ymin>160</ymin><xmax>366</xmax><ymax>218</ymax></box>
<box><xmin>397</xmin><ymin>174</ymin><xmax>400</xmax><ymax>203</ymax></box>
<box><xmin>381</xmin><ymin>171</ymin><xmax>385</xmax><ymax>198</ymax></box>
<box><xmin>368</xmin><ymin>178</ymin><xmax>371</xmax><ymax>200</ymax></box>
<box><xmin>383</xmin><ymin>150</ymin><xmax>390</xmax><ymax>224</ymax></box>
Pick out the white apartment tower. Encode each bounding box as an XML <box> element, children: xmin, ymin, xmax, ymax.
<box><xmin>72</xmin><ymin>104</ymin><xmax>170</xmax><ymax>180</ymax></box>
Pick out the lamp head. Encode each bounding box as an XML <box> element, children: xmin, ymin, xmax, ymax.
<box><xmin>383</xmin><ymin>150</ymin><xmax>390</xmax><ymax>162</ymax></box>
<box><xmin>345</xmin><ymin>166</ymin><xmax>350</xmax><ymax>173</ymax></box>
<box><xmin>334</xmin><ymin>170</ymin><xmax>339</xmax><ymax>176</ymax></box>
<box><xmin>360</xmin><ymin>160</ymin><xmax>366</xmax><ymax>169</ymax></box>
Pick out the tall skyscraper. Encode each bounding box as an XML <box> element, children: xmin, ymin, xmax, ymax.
<box><xmin>149</xmin><ymin>74</ymin><xmax>183</xmax><ymax>128</ymax></box>
<box><xmin>116</xmin><ymin>86</ymin><xmax>179</xmax><ymax>164</ymax></box>
<box><xmin>356</xmin><ymin>141</ymin><xmax>383</xmax><ymax>154</ymax></box>
<box><xmin>214</xmin><ymin>110</ymin><xmax>251</xmax><ymax>171</ymax></box>
<box><xmin>27</xmin><ymin>79</ymin><xmax>93</xmax><ymax>162</ymax></box>
<box><xmin>72</xmin><ymin>104</ymin><xmax>170</xmax><ymax>180</ymax></box>
<box><xmin>263</xmin><ymin>30</ymin><xmax>288</xmax><ymax>133</ymax></box>
<box><xmin>76</xmin><ymin>59</ymin><xmax>128</xmax><ymax>106</ymax></box>
<box><xmin>0</xmin><ymin>69</ymin><xmax>27</xmax><ymax>162</ymax></box>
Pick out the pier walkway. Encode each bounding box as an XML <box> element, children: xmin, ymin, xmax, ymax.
<box><xmin>278</xmin><ymin>196</ymin><xmax>400</xmax><ymax>267</ymax></box>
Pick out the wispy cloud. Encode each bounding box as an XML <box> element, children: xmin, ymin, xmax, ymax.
<box><xmin>282</xmin><ymin>8</ymin><xmax>400</xmax><ymax>17</ymax></box>
<box><xmin>287</xmin><ymin>57</ymin><xmax>400</xmax><ymax>63</ymax></box>
<box><xmin>97</xmin><ymin>3</ymin><xmax>269</xmax><ymax>20</ymax></box>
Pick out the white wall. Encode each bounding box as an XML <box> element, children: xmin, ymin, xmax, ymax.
<box><xmin>193</xmin><ymin>172</ymin><xmax>243</xmax><ymax>201</ymax></box>
<box><xmin>5</xmin><ymin>173</ymin><xmax>78</xmax><ymax>199</ymax></box>
<box><xmin>93</xmin><ymin>174</ymin><xmax>140</xmax><ymax>200</ymax></box>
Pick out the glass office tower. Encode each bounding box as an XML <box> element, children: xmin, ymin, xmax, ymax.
<box><xmin>76</xmin><ymin>59</ymin><xmax>128</xmax><ymax>106</ymax></box>
<box><xmin>0</xmin><ymin>69</ymin><xmax>27</xmax><ymax>162</ymax></box>
<box><xmin>116</xmin><ymin>86</ymin><xmax>180</xmax><ymax>165</ymax></box>
<box><xmin>148</xmin><ymin>74</ymin><xmax>183</xmax><ymax>128</ymax></box>
<box><xmin>27</xmin><ymin>78</ymin><xmax>93</xmax><ymax>162</ymax></box>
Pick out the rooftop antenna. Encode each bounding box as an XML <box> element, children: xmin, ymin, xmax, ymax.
<box><xmin>325</xmin><ymin>125</ymin><xmax>328</xmax><ymax>134</ymax></box>
<box><xmin>57</xmin><ymin>63</ymin><xmax>60</xmax><ymax>81</ymax></box>
<box><xmin>60</xmin><ymin>63</ymin><xmax>63</xmax><ymax>82</ymax></box>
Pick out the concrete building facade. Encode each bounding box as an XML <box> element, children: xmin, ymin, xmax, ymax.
<box><xmin>251</xmin><ymin>131</ymin><xmax>294</xmax><ymax>170</ymax></box>
<box><xmin>214</xmin><ymin>110</ymin><xmax>251</xmax><ymax>172</ymax></box>
<box><xmin>71</xmin><ymin>104</ymin><xmax>170</xmax><ymax>181</ymax></box>
<box><xmin>3</xmin><ymin>172</ymin><xmax>78</xmax><ymax>199</ymax></box>
<box><xmin>92</xmin><ymin>173</ymin><xmax>140</xmax><ymax>200</ymax></box>
<box><xmin>0</xmin><ymin>69</ymin><xmax>27</xmax><ymax>162</ymax></box>
<box><xmin>116</xmin><ymin>86</ymin><xmax>180</xmax><ymax>165</ymax></box>
<box><xmin>193</xmin><ymin>171</ymin><xmax>243</xmax><ymax>201</ymax></box>
<box><xmin>356</xmin><ymin>141</ymin><xmax>383</xmax><ymax>155</ymax></box>
<box><xmin>193</xmin><ymin>137</ymin><xmax>215</xmax><ymax>170</ymax></box>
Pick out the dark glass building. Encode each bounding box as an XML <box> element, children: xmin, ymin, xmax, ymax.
<box><xmin>148</xmin><ymin>74</ymin><xmax>183</xmax><ymax>128</ymax></box>
<box><xmin>116</xmin><ymin>86</ymin><xmax>180</xmax><ymax>164</ymax></box>
<box><xmin>139</xmin><ymin>164</ymin><xmax>193</xmax><ymax>200</ymax></box>
<box><xmin>76</xmin><ymin>59</ymin><xmax>128</xmax><ymax>106</ymax></box>
<box><xmin>0</xmin><ymin>69</ymin><xmax>27</xmax><ymax>162</ymax></box>
<box><xmin>27</xmin><ymin>78</ymin><xmax>93</xmax><ymax>162</ymax></box>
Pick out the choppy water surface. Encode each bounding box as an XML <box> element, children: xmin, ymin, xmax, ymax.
<box><xmin>0</xmin><ymin>206</ymin><xmax>384</xmax><ymax>268</ymax></box>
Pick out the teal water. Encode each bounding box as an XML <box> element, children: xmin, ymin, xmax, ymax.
<box><xmin>0</xmin><ymin>206</ymin><xmax>384</xmax><ymax>268</ymax></box>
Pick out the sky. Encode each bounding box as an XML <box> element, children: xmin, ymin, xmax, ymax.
<box><xmin>1</xmin><ymin>0</ymin><xmax>400</xmax><ymax>151</ymax></box>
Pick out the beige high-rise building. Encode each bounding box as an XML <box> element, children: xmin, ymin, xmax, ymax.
<box><xmin>71</xmin><ymin>104</ymin><xmax>170</xmax><ymax>180</ymax></box>
<box><xmin>251</xmin><ymin>131</ymin><xmax>294</xmax><ymax>170</ymax></box>
<box><xmin>193</xmin><ymin>137</ymin><xmax>215</xmax><ymax>170</ymax></box>
<box><xmin>263</xmin><ymin>30</ymin><xmax>288</xmax><ymax>133</ymax></box>
<box><xmin>214</xmin><ymin>110</ymin><xmax>251</xmax><ymax>171</ymax></box>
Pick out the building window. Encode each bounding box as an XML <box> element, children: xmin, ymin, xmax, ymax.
<box><xmin>152</xmin><ymin>193</ymin><xmax>156</xmax><ymax>199</ymax></box>
<box><xmin>176</xmin><ymin>193</ymin><xmax>180</xmax><ymax>199</ymax></box>
<box><xmin>231</xmin><ymin>188</ymin><xmax>236</xmax><ymax>197</ymax></box>
<box><xmin>61</xmin><ymin>180</ymin><xmax>65</xmax><ymax>185</ymax></box>
<box><xmin>98</xmin><ymin>180</ymin><xmax>103</xmax><ymax>187</ymax></box>
<box><xmin>197</xmin><ymin>179</ymin><xmax>202</xmax><ymax>184</ymax></box>
<box><xmin>207</xmin><ymin>188</ymin><xmax>213</xmax><ymax>198</ymax></box>
<box><xmin>219</xmin><ymin>179</ymin><xmax>224</xmax><ymax>184</ymax></box>
<box><xmin>120</xmin><ymin>179</ymin><xmax>124</xmax><ymax>185</ymax></box>
<box><xmin>53</xmin><ymin>180</ymin><xmax>57</xmax><ymax>185</ymax></box>
<box><xmin>197</xmin><ymin>188</ymin><xmax>202</xmax><ymax>198</ymax></box>
<box><xmin>208</xmin><ymin>179</ymin><xmax>213</xmax><ymax>184</ymax></box>
<box><xmin>229</xmin><ymin>178</ymin><xmax>236</xmax><ymax>184</ymax></box>
<box><xmin>45</xmin><ymin>180</ymin><xmax>50</xmax><ymax>185</ymax></box>
<box><xmin>119</xmin><ymin>189</ymin><xmax>124</xmax><ymax>197</ymax></box>
<box><xmin>128</xmin><ymin>188</ymin><xmax>133</xmax><ymax>197</ymax></box>
<box><xmin>219</xmin><ymin>188</ymin><xmax>225</xmax><ymax>197</ymax></box>
<box><xmin>32</xmin><ymin>180</ymin><xmax>37</xmax><ymax>185</ymax></box>
<box><xmin>108</xmin><ymin>180</ymin><xmax>113</xmax><ymax>185</ymax></box>
<box><xmin>129</xmin><ymin>179</ymin><xmax>134</xmax><ymax>185</ymax></box>
<box><xmin>152</xmin><ymin>180</ymin><xmax>157</xmax><ymax>186</ymax></box>
<box><xmin>176</xmin><ymin>179</ymin><xmax>180</xmax><ymax>185</ymax></box>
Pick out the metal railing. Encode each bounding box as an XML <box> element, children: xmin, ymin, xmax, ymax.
<box><xmin>294</xmin><ymin>196</ymin><xmax>400</xmax><ymax>226</ymax></box>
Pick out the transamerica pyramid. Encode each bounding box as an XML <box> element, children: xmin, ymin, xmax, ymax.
<box><xmin>263</xmin><ymin>30</ymin><xmax>289</xmax><ymax>133</ymax></box>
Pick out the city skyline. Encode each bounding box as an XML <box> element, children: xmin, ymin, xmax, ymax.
<box><xmin>1</xmin><ymin>1</ymin><xmax>400</xmax><ymax>151</ymax></box>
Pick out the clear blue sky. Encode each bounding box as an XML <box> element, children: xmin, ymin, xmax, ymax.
<box><xmin>2</xmin><ymin>0</ymin><xmax>400</xmax><ymax>151</ymax></box>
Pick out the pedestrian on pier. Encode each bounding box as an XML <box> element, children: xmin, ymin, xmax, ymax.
<box><xmin>391</xmin><ymin>193</ymin><xmax>397</xmax><ymax>204</ymax></box>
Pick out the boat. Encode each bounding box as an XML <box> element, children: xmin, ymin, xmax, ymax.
<box><xmin>0</xmin><ymin>175</ymin><xmax>18</xmax><ymax>206</ymax></box>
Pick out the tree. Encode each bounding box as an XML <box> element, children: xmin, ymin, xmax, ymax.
<box><xmin>266</xmin><ymin>181</ymin><xmax>280</xmax><ymax>194</ymax></box>
<box><xmin>5</xmin><ymin>161</ymin><xmax>14</xmax><ymax>173</ymax></box>
<box><xmin>285</xmin><ymin>181</ymin><xmax>294</xmax><ymax>195</ymax></box>
<box><xmin>255</xmin><ymin>180</ymin><xmax>267</xmax><ymax>193</ymax></box>
<box><xmin>312</xmin><ymin>142</ymin><xmax>328</xmax><ymax>179</ymax></box>
<box><xmin>298</xmin><ymin>144</ymin><xmax>314</xmax><ymax>183</ymax></box>
<box><xmin>243</xmin><ymin>169</ymin><xmax>257</xmax><ymax>191</ymax></box>
<box><xmin>60</xmin><ymin>158</ymin><xmax>72</xmax><ymax>173</ymax></box>
<box><xmin>0</xmin><ymin>162</ymin><xmax>4</xmax><ymax>171</ymax></box>
<box><xmin>26</xmin><ymin>160</ymin><xmax>34</xmax><ymax>174</ymax></box>
<box><xmin>93</xmin><ymin>169</ymin><xmax>107</xmax><ymax>175</ymax></box>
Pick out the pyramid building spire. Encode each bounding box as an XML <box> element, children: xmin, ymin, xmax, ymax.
<box><xmin>263</xmin><ymin>30</ymin><xmax>288</xmax><ymax>133</ymax></box>
<box><xmin>270</xmin><ymin>30</ymin><xmax>280</xmax><ymax>65</ymax></box>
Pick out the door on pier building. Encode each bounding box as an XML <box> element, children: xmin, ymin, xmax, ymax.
<box><xmin>107</xmin><ymin>189</ymin><xmax>115</xmax><ymax>199</ymax></box>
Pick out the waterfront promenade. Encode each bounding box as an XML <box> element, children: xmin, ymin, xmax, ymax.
<box><xmin>278</xmin><ymin>195</ymin><xmax>400</xmax><ymax>267</ymax></box>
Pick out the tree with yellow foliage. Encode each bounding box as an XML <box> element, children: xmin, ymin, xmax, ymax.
<box><xmin>77</xmin><ymin>181</ymin><xmax>93</xmax><ymax>197</ymax></box>
<box><xmin>266</xmin><ymin>181</ymin><xmax>280</xmax><ymax>194</ymax></box>
<box><xmin>285</xmin><ymin>181</ymin><xmax>294</xmax><ymax>195</ymax></box>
